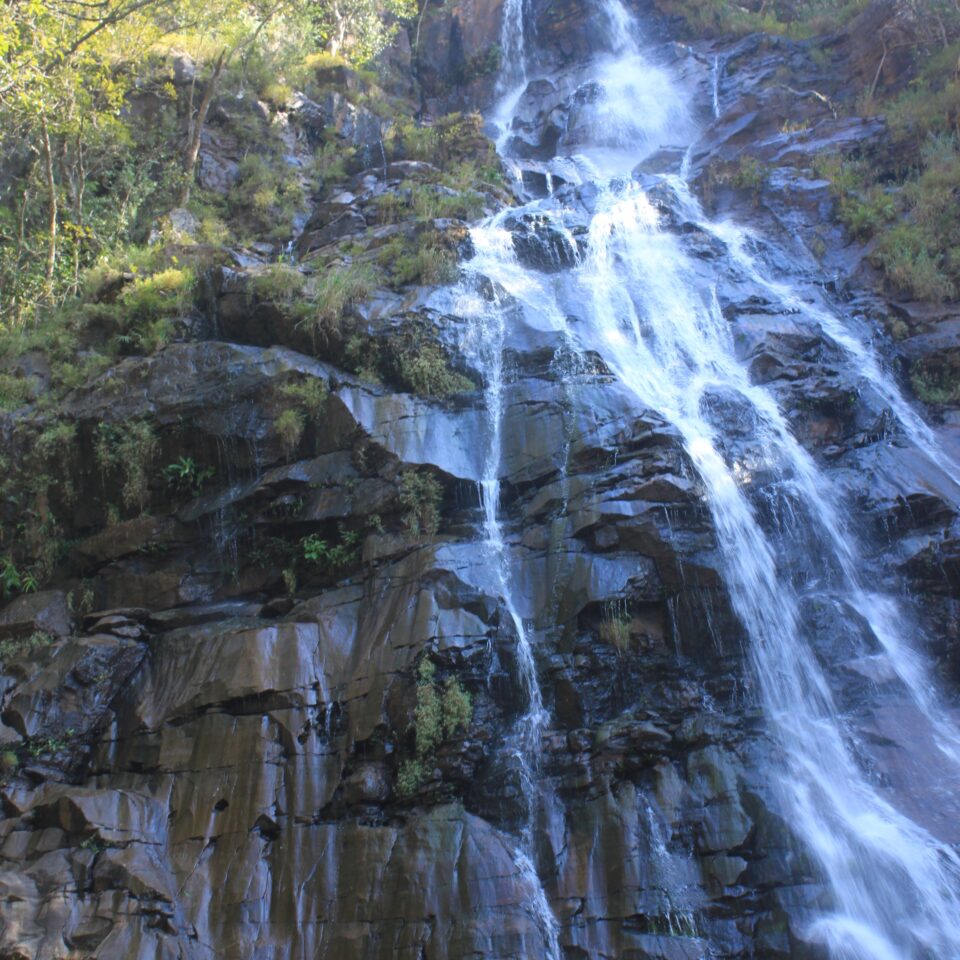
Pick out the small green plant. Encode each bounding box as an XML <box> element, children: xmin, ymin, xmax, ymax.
<box><xmin>412</xmin><ymin>658</ymin><xmax>443</xmax><ymax>757</ymax></box>
<box><xmin>228</xmin><ymin>153</ymin><xmax>305</xmax><ymax>241</ymax></box>
<box><xmin>252</xmin><ymin>262</ymin><xmax>307</xmax><ymax>305</ymax></box>
<box><xmin>28</xmin><ymin>728</ymin><xmax>75</xmax><ymax>758</ymax></box>
<box><xmin>730</xmin><ymin>156</ymin><xmax>767</xmax><ymax>202</ymax></box>
<box><xmin>0</xmin><ymin>630</ymin><xmax>55</xmax><ymax>662</ymax></box>
<box><xmin>396</xmin><ymin>656</ymin><xmax>472</xmax><ymax>798</ymax></box>
<box><xmin>118</xmin><ymin>267</ymin><xmax>196</xmax><ymax>329</ymax></box>
<box><xmin>71</xmin><ymin>581</ymin><xmax>95</xmax><ymax>616</ymax></box>
<box><xmin>310</xmin><ymin>141</ymin><xmax>356</xmax><ymax>187</ymax></box>
<box><xmin>441</xmin><ymin>677</ymin><xmax>472</xmax><ymax>736</ymax></box>
<box><xmin>301</xmin><ymin>527</ymin><xmax>361</xmax><ymax>571</ymax></box>
<box><xmin>280</xmin><ymin>377</ymin><xmax>329</xmax><ymax>419</ymax></box>
<box><xmin>34</xmin><ymin>421</ymin><xmax>77</xmax><ymax>462</ymax></box>
<box><xmin>275</xmin><ymin>408</ymin><xmax>306</xmax><ymax>456</ymax></box>
<box><xmin>396</xmin><ymin>758</ymin><xmax>424</xmax><ymax>797</ymax></box>
<box><xmin>0</xmin><ymin>557</ymin><xmax>24</xmax><ymax>597</ymax></box>
<box><xmin>910</xmin><ymin>355</ymin><xmax>960</xmax><ymax>405</ymax></box>
<box><xmin>0</xmin><ymin>557</ymin><xmax>38</xmax><ymax>598</ymax></box>
<box><xmin>396</xmin><ymin>339</ymin><xmax>473</xmax><ymax>397</ymax></box>
<box><xmin>162</xmin><ymin>456</ymin><xmax>215</xmax><ymax>497</ymax></box>
<box><xmin>0</xmin><ymin>750</ymin><xmax>18</xmax><ymax>777</ymax></box>
<box><xmin>310</xmin><ymin>262</ymin><xmax>381</xmax><ymax>333</ymax></box>
<box><xmin>79</xmin><ymin>834</ymin><xmax>105</xmax><ymax>855</ymax></box>
<box><xmin>599</xmin><ymin>601</ymin><xmax>632</xmax><ymax>652</ymax></box>
<box><xmin>94</xmin><ymin>420</ymin><xmax>159</xmax><ymax>510</ymax></box>
<box><xmin>399</xmin><ymin>470</ymin><xmax>442</xmax><ymax>537</ymax></box>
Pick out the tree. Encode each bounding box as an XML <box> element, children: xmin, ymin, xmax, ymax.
<box><xmin>310</xmin><ymin>0</ymin><xmax>417</xmax><ymax>63</ymax></box>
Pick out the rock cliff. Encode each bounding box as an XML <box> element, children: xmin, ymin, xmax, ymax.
<box><xmin>1</xmin><ymin>2</ymin><xmax>958</xmax><ymax>959</ymax></box>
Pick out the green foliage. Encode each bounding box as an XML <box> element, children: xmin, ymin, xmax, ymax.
<box><xmin>69</xmin><ymin>251</ymin><xmax>201</xmax><ymax>355</ymax></box>
<box><xmin>410</xmin><ymin>184</ymin><xmax>486</xmax><ymax>221</ymax></box>
<box><xmin>309</xmin><ymin>0</ymin><xmax>416</xmax><ymax>65</ymax></box>
<box><xmin>79</xmin><ymin>834</ymin><xmax>106</xmax><ymax>855</ymax></box>
<box><xmin>396</xmin><ymin>339</ymin><xmax>473</xmax><ymax>396</ymax></box>
<box><xmin>34</xmin><ymin>421</ymin><xmax>78</xmax><ymax>461</ymax></box>
<box><xmin>729</xmin><ymin>156</ymin><xmax>768</xmax><ymax>203</ymax></box>
<box><xmin>0</xmin><ymin>0</ymin><xmax>458</xmax><ymax>332</ymax></box>
<box><xmin>0</xmin><ymin>374</ymin><xmax>33</xmax><ymax>412</ymax></box>
<box><xmin>94</xmin><ymin>420</ymin><xmax>159</xmax><ymax>510</ymax></box>
<box><xmin>373</xmin><ymin>179</ymin><xmax>485</xmax><ymax>228</ymax></box>
<box><xmin>441</xmin><ymin>159</ymin><xmax>505</xmax><ymax>194</ymax></box>
<box><xmin>441</xmin><ymin>677</ymin><xmax>472</xmax><ymax>737</ymax></box>
<box><xmin>599</xmin><ymin>600</ymin><xmax>632</xmax><ymax>652</ymax></box>
<box><xmin>839</xmin><ymin>185</ymin><xmax>898</xmax><ymax>239</ymax></box>
<box><xmin>120</xmin><ymin>266</ymin><xmax>195</xmax><ymax>317</ymax></box>
<box><xmin>375</xmin><ymin>233</ymin><xmax>459</xmax><ymax>288</ymax></box>
<box><xmin>310</xmin><ymin>262</ymin><xmax>381</xmax><ymax>332</ymax></box>
<box><xmin>28</xmin><ymin>729</ymin><xmax>75</xmax><ymax>758</ymax></box>
<box><xmin>388</xmin><ymin>113</ymin><xmax>497</xmax><ymax>170</ymax></box>
<box><xmin>280</xmin><ymin>377</ymin><xmax>329</xmax><ymax>420</ymax></box>
<box><xmin>0</xmin><ymin>630</ymin><xmax>55</xmax><ymax>663</ymax></box>
<box><xmin>910</xmin><ymin>354</ymin><xmax>960</xmax><ymax>405</ymax></box>
<box><xmin>413</xmin><ymin>658</ymin><xmax>443</xmax><ymax>757</ymax></box>
<box><xmin>276</xmin><ymin>408</ymin><xmax>306</xmax><ymax>455</ymax></box>
<box><xmin>162</xmin><ymin>456</ymin><xmax>215</xmax><ymax>497</ymax></box>
<box><xmin>399</xmin><ymin>470</ymin><xmax>441</xmax><ymax>536</ymax></box>
<box><xmin>228</xmin><ymin>153</ymin><xmax>306</xmax><ymax>242</ymax></box>
<box><xmin>396</xmin><ymin>758</ymin><xmax>424</xmax><ymax>797</ymax></box>
<box><xmin>396</xmin><ymin>656</ymin><xmax>472</xmax><ymax>798</ymax></box>
<box><xmin>301</xmin><ymin>527</ymin><xmax>361</xmax><ymax>571</ymax></box>
<box><xmin>252</xmin><ymin>263</ymin><xmax>307</xmax><ymax>305</ymax></box>
<box><xmin>0</xmin><ymin>557</ymin><xmax>38</xmax><ymax>598</ymax></box>
<box><xmin>275</xmin><ymin>377</ymin><xmax>328</xmax><ymax>455</ymax></box>
<box><xmin>816</xmin><ymin>137</ymin><xmax>960</xmax><ymax>301</ymax></box>
<box><xmin>344</xmin><ymin>325</ymin><xmax>471</xmax><ymax>396</ymax></box>
<box><xmin>886</xmin><ymin>41</ymin><xmax>960</xmax><ymax>139</ymax></box>
<box><xmin>0</xmin><ymin>750</ymin><xmax>18</xmax><ymax>777</ymax></box>
<box><xmin>658</xmin><ymin>0</ymin><xmax>870</xmax><ymax>38</ymax></box>
<box><xmin>599</xmin><ymin>614</ymin><xmax>631</xmax><ymax>651</ymax></box>
<box><xmin>310</xmin><ymin>142</ymin><xmax>356</xmax><ymax>187</ymax></box>
<box><xmin>462</xmin><ymin>44</ymin><xmax>503</xmax><ymax>84</ymax></box>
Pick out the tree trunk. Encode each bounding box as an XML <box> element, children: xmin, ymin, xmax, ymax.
<box><xmin>177</xmin><ymin>50</ymin><xmax>226</xmax><ymax>207</ymax></box>
<box><xmin>13</xmin><ymin>185</ymin><xmax>29</xmax><ymax>326</ymax></box>
<box><xmin>40</xmin><ymin>114</ymin><xmax>57</xmax><ymax>302</ymax></box>
<box><xmin>414</xmin><ymin>0</ymin><xmax>429</xmax><ymax>53</ymax></box>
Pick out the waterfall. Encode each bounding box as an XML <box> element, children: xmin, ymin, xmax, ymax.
<box><xmin>711</xmin><ymin>55</ymin><xmax>723</xmax><ymax>119</ymax></box>
<box><xmin>456</xmin><ymin>224</ymin><xmax>562</xmax><ymax>960</ymax></box>
<box><xmin>465</xmin><ymin>0</ymin><xmax>960</xmax><ymax>955</ymax></box>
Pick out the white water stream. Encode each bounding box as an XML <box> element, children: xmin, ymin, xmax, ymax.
<box><xmin>464</xmin><ymin>0</ymin><xmax>960</xmax><ymax>956</ymax></box>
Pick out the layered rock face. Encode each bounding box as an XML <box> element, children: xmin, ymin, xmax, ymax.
<box><xmin>2</xmin><ymin>2</ymin><xmax>960</xmax><ymax>959</ymax></box>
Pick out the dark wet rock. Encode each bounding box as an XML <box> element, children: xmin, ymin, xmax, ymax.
<box><xmin>292</xmin><ymin>90</ymin><xmax>385</xmax><ymax>159</ymax></box>
<box><xmin>0</xmin><ymin>591</ymin><xmax>71</xmax><ymax>640</ymax></box>
<box><xmin>297</xmin><ymin>202</ymin><xmax>368</xmax><ymax>254</ymax></box>
<box><xmin>2</xmin><ymin>632</ymin><xmax>145</xmax><ymax>748</ymax></box>
<box><xmin>506</xmin><ymin>212</ymin><xmax>582</xmax><ymax>271</ymax></box>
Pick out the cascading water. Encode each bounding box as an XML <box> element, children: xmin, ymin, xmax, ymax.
<box><xmin>456</xmin><ymin>222</ymin><xmax>562</xmax><ymax>960</ymax></box>
<box><xmin>466</xmin><ymin>0</ymin><xmax>960</xmax><ymax>955</ymax></box>
<box><xmin>449</xmin><ymin>0</ymin><xmax>568</xmax><ymax>919</ymax></box>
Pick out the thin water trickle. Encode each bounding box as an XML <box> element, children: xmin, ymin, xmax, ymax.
<box><xmin>462</xmin><ymin>0</ymin><xmax>960</xmax><ymax>955</ymax></box>
<box><xmin>711</xmin><ymin>55</ymin><xmax>723</xmax><ymax>119</ymax></box>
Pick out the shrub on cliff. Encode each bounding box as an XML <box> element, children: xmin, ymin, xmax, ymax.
<box><xmin>396</xmin><ymin>657</ymin><xmax>472</xmax><ymax>798</ymax></box>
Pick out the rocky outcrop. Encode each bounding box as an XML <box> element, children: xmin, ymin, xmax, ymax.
<box><xmin>1</xmin><ymin>2</ymin><xmax>959</xmax><ymax>959</ymax></box>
